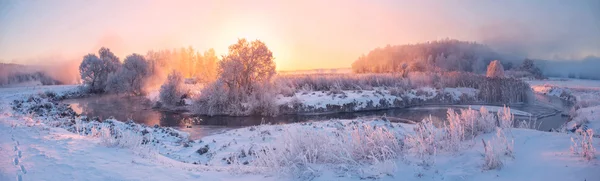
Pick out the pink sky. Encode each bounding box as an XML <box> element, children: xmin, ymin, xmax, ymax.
<box><xmin>0</xmin><ymin>0</ymin><xmax>598</xmax><ymax>70</ymax></box>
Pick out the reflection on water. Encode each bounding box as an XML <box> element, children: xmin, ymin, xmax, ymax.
<box><xmin>64</xmin><ymin>95</ymin><xmax>165</xmax><ymax>126</ymax></box>
<box><xmin>63</xmin><ymin>94</ymin><xmax>570</xmax><ymax>139</ymax></box>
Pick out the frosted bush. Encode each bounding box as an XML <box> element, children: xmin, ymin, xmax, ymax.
<box><xmin>98</xmin><ymin>123</ymin><xmax>143</xmax><ymax>149</ymax></box>
<box><xmin>570</xmin><ymin>128</ymin><xmax>596</xmax><ymax>161</ymax></box>
<box><xmin>253</xmin><ymin>122</ymin><xmax>403</xmax><ymax>177</ymax></box>
<box><xmin>248</xmin><ymin>83</ymin><xmax>280</xmax><ymax>116</ymax></box>
<box><xmin>495</xmin><ymin>128</ymin><xmax>514</xmax><ymax>158</ymax></box>
<box><xmin>497</xmin><ymin>105</ymin><xmax>514</xmax><ymax>129</ymax></box>
<box><xmin>482</xmin><ymin>139</ymin><xmax>503</xmax><ymax>170</ymax></box>
<box><xmin>408</xmin><ymin>72</ymin><xmax>440</xmax><ymax>88</ymax></box>
<box><xmin>516</xmin><ymin>118</ymin><xmax>539</xmax><ymax>130</ymax></box>
<box><xmin>478</xmin><ymin>107</ymin><xmax>496</xmax><ymax>133</ymax></box>
<box><xmin>443</xmin><ymin>107</ymin><xmax>502</xmax><ymax>152</ymax></box>
<box><xmin>444</xmin><ymin>109</ymin><xmax>466</xmax><ymax>152</ymax></box>
<box><xmin>405</xmin><ymin>116</ymin><xmax>437</xmax><ymax>167</ymax></box>
<box><xmin>159</xmin><ymin>71</ymin><xmax>184</xmax><ymax>106</ymax></box>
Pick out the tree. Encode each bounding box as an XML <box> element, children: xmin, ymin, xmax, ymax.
<box><xmin>486</xmin><ymin>60</ymin><xmax>505</xmax><ymax>78</ymax></box>
<box><xmin>519</xmin><ymin>59</ymin><xmax>543</xmax><ymax>79</ymax></box>
<box><xmin>79</xmin><ymin>54</ymin><xmax>112</xmax><ymax>93</ymax></box>
<box><xmin>521</xmin><ymin>59</ymin><xmax>535</xmax><ymax>71</ymax></box>
<box><xmin>120</xmin><ymin>54</ymin><xmax>150</xmax><ymax>95</ymax></box>
<box><xmin>219</xmin><ymin>39</ymin><xmax>276</xmax><ymax>96</ymax></box>
<box><xmin>195</xmin><ymin>48</ymin><xmax>219</xmax><ymax>83</ymax></box>
<box><xmin>106</xmin><ymin>54</ymin><xmax>150</xmax><ymax>95</ymax></box>
<box><xmin>79</xmin><ymin>47</ymin><xmax>121</xmax><ymax>93</ymax></box>
<box><xmin>99</xmin><ymin>47</ymin><xmax>121</xmax><ymax>72</ymax></box>
<box><xmin>194</xmin><ymin>39</ymin><xmax>277</xmax><ymax>116</ymax></box>
<box><xmin>159</xmin><ymin>71</ymin><xmax>184</xmax><ymax>106</ymax></box>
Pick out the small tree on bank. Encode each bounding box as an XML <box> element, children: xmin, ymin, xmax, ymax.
<box><xmin>159</xmin><ymin>71</ymin><xmax>184</xmax><ymax>106</ymax></box>
<box><xmin>486</xmin><ymin>60</ymin><xmax>505</xmax><ymax>78</ymax></box>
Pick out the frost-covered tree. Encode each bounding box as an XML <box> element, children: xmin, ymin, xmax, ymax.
<box><xmin>194</xmin><ymin>39</ymin><xmax>277</xmax><ymax>116</ymax></box>
<box><xmin>195</xmin><ymin>48</ymin><xmax>219</xmax><ymax>83</ymax></box>
<box><xmin>106</xmin><ymin>54</ymin><xmax>150</xmax><ymax>95</ymax></box>
<box><xmin>79</xmin><ymin>54</ymin><xmax>112</xmax><ymax>93</ymax></box>
<box><xmin>99</xmin><ymin>47</ymin><xmax>120</xmax><ymax>72</ymax></box>
<box><xmin>159</xmin><ymin>71</ymin><xmax>184</xmax><ymax>106</ymax></box>
<box><xmin>121</xmin><ymin>54</ymin><xmax>150</xmax><ymax>95</ymax></box>
<box><xmin>486</xmin><ymin>60</ymin><xmax>505</xmax><ymax>78</ymax></box>
<box><xmin>79</xmin><ymin>47</ymin><xmax>121</xmax><ymax>93</ymax></box>
<box><xmin>519</xmin><ymin>59</ymin><xmax>543</xmax><ymax>79</ymax></box>
<box><xmin>219</xmin><ymin>38</ymin><xmax>276</xmax><ymax>95</ymax></box>
<box><xmin>351</xmin><ymin>39</ymin><xmax>501</xmax><ymax>73</ymax></box>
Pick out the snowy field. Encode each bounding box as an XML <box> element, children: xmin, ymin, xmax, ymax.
<box><xmin>0</xmin><ymin>85</ymin><xmax>598</xmax><ymax>181</ymax></box>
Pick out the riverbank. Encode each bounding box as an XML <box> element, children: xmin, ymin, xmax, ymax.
<box><xmin>1</xmin><ymin>85</ymin><xmax>598</xmax><ymax>181</ymax></box>
<box><xmin>528</xmin><ymin>78</ymin><xmax>600</xmax><ymax>133</ymax></box>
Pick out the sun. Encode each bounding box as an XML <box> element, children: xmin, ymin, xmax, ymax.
<box><xmin>214</xmin><ymin>19</ymin><xmax>290</xmax><ymax>71</ymax></box>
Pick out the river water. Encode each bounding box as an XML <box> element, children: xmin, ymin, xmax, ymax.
<box><xmin>62</xmin><ymin>94</ymin><xmax>570</xmax><ymax>139</ymax></box>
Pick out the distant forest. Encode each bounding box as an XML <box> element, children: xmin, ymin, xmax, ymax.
<box><xmin>351</xmin><ymin>39</ymin><xmax>506</xmax><ymax>74</ymax></box>
<box><xmin>351</xmin><ymin>39</ymin><xmax>600</xmax><ymax>80</ymax></box>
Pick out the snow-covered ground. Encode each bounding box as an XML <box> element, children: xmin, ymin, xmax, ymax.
<box><xmin>528</xmin><ymin>78</ymin><xmax>600</xmax><ymax>132</ymax></box>
<box><xmin>276</xmin><ymin>87</ymin><xmax>479</xmax><ymax>114</ymax></box>
<box><xmin>1</xmin><ymin>85</ymin><xmax>598</xmax><ymax>181</ymax></box>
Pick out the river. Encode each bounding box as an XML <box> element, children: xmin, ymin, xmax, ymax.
<box><xmin>62</xmin><ymin>93</ymin><xmax>570</xmax><ymax>139</ymax></box>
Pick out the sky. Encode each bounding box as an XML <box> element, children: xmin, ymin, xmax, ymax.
<box><xmin>0</xmin><ymin>0</ymin><xmax>599</xmax><ymax>71</ymax></box>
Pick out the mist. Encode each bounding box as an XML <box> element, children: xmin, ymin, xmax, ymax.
<box><xmin>1</xmin><ymin>0</ymin><xmax>599</xmax><ymax>79</ymax></box>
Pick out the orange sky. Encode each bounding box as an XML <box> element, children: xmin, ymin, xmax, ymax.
<box><xmin>1</xmin><ymin>0</ymin><xmax>598</xmax><ymax>71</ymax></box>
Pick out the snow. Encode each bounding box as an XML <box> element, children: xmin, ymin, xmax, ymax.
<box><xmin>443</xmin><ymin>87</ymin><xmax>478</xmax><ymax>101</ymax></box>
<box><xmin>277</xmin><ymin>87</ymin><xmax>477</xmax><ymax>110</ymax></box>
<box><xmin>528</xmin><ymin>78</ymin><xmax>600</xmax><ymax>132</ymax></box>
<box><xmin>1</xmin><ymin>85</ymin><xmax>598</xmax><ymax>181</ymax></box>
<box><xmin>568</xmin><ymin>106</ymin><xmax>600</xmax><ymax>133</ymax></box>
<box><xmin>528</xmin><ymin>78</ymin><xmax>600</xmax><ymax>88</ymax></box>
<box><xmin>451</xmin><ymin>105</ymin><xmax>532</xmax><ymax>117</ymax></box>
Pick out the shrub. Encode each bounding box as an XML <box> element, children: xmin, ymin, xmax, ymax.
<box><xmin>482</xmin><ymin>139</ymin><xmax>503</xmax><ymax>170</ymax></box>
<box><xmin>497</xmin><ymin>106</ymin><xmax>514</xmax><ymax>129</ymax></box>
<box><xmin>443</xmin><ymin>107</ymin><xmax>499</xmax><ymax>152</ymax></box>
<box><xmin>570</xmin><ymin>128</ymin><xmax>596</xmax><ymax>161</ymax></box>
<box><xmin>194</xmin><ymin>80</ymin><xmax>234</xmax><ymax>115</ymax></box>
<box><xmin>405</xmin><ymin>116</ymin><xmax>437</xmax><ymax>166</ymax></box>
<box><xmin>252</xmin><ymin>122</ymin><xmax>403</xmax><ymax>176</ymax></box>
<box><xmin>248</xmin><ymin>83</ymin><xmax>279</xmax><ymax>116</ymax></box>
<box><xmin>98</xmin><ymin>123</ymin><xmax>143</xmax><ymax>149</ymax></box>
<box><xmin>495</xmin><ymin>127</ymin><xmax>514</xmax><ymax>158</ymax></box>
<box><xmin>159</xmin><ymin>71</ymin><xmax>185</xmax><ymax>106</ymax></box>
<box><xmin>408</xmin><ymin>72</ymin><xmax>440</xmax><ymax>88</ymax></box>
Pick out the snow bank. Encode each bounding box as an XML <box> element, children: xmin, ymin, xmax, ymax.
<box><xmin>277</xmin><ymin>87</ymin><xmax>479</xmax><ymax>114</ymax></box>
<box><xmin>528</xmin><ymin>78</ymin><xmax>600</xmax><ymax>132</ymax></box>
